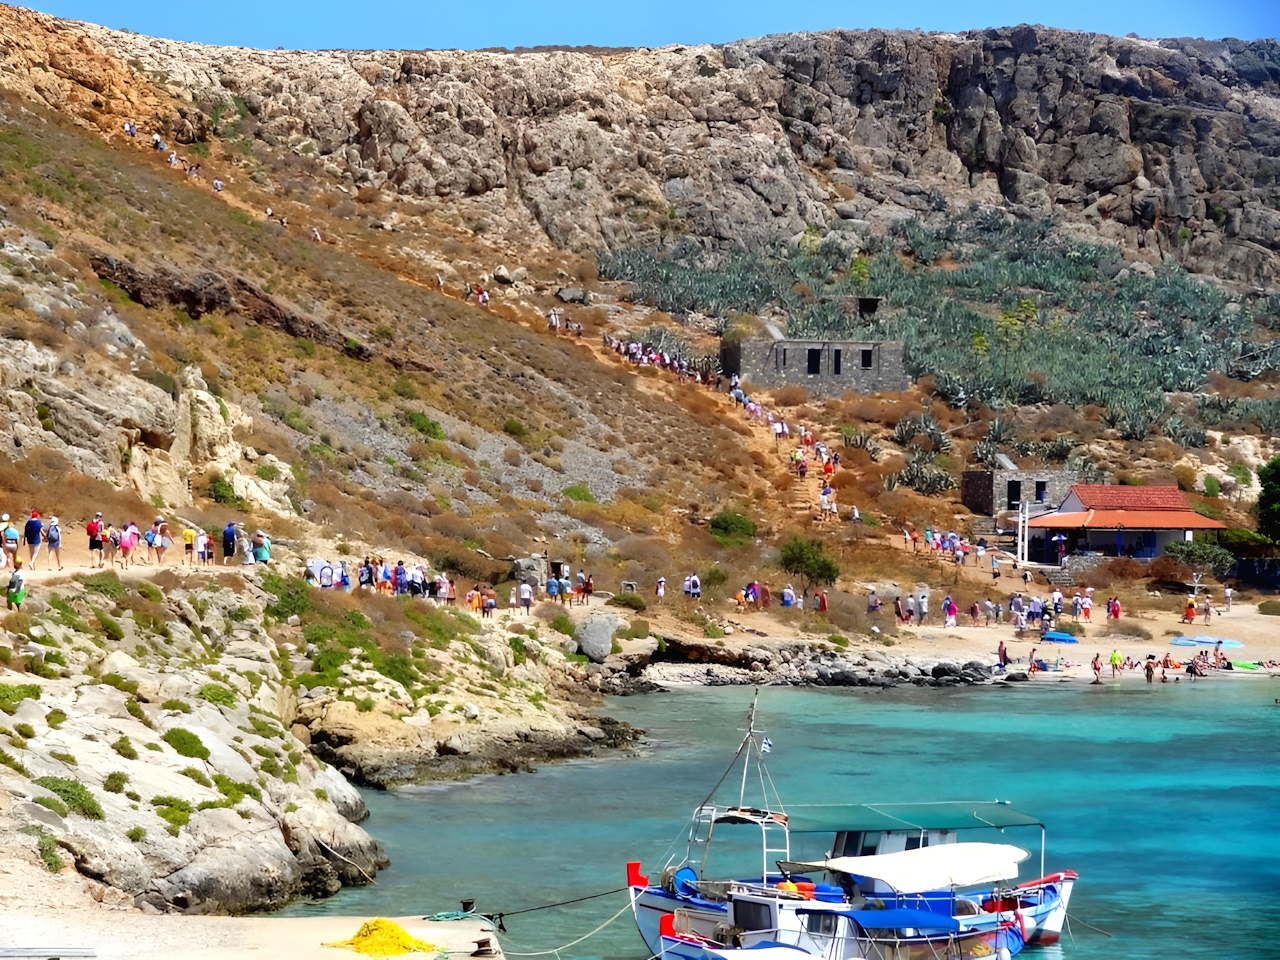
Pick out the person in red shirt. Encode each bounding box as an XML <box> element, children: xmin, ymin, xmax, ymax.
<box><xmin>86</xmin><ymin>512</ymin><xmax>105</xmax><ymax>568</ymax></box>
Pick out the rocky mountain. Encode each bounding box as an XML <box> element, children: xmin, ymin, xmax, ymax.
<box><xmin>6</xmin><ymin>8</ymin><xmax>1275</xmax><ymax>283</ymax></box>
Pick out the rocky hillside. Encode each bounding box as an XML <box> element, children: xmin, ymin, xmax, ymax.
<box><xmin>5</xmin><ymin>7</ymin><xmax>1276</xmax><ymax>282</ymax></box>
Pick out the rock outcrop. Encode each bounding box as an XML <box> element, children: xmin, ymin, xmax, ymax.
<box><xmin>0</xmin><ymin>576</ymin><xmax>387</xmax><ymax>914</ymax></box>
<box><xmin>4</xmin><ymin>8</ymin><xmax>1272</xmax><ymax>283</ymax></box>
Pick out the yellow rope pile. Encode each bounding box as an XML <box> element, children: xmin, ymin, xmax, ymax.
<box><xmin>323</xmin><ymin>918</ymin><xmax>441</xmax><ymax>956</ymax></box>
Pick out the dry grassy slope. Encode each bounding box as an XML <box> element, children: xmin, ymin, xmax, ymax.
<box><xmin>0</xmin><ymin>11</ymin><xmax>1265</xmax><ymax>629</ymax></box>
<box><xmin>0</xmin><ymin>89</ymin><xmax>822</xmax><ymax>592</ymax></box>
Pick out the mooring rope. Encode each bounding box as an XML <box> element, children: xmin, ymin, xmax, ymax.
<box><xmin>499</xmin><ymin>899</ymin><xmax>634</xmax><ymax>957</ymax></box>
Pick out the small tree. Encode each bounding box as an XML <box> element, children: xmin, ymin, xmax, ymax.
<box><xmin>1163</xmin><ymin>540</ymin><xmax>1236</xmax><ymax>592</ymax></box>
<box><xmin>780</xmin><ymin>537</ymin><xmax>840</xmax><ymax>596</ymax></box>
<box><xmin>1257</xmin><ymin>455</ymin><xmax>1280</xmax><ymax>542</ymax></box>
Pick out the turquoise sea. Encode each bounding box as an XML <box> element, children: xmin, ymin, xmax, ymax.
<box><xmin>286</xmin><ymin>682</ymin><xmax>1280</xmax><ymax>959</ymax></box>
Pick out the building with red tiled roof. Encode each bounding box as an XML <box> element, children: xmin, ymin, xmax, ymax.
<box><xmin>1026</xmin><ymin>484</ymin><xmax>1224</xmax><ymax>563</ymax></box>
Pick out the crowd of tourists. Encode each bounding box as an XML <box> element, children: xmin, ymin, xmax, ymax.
<box><xmin>309</xmin><ymin>557</ymin><xmax>599</xmax><ymax>619</ymax></box>
<box><xmin>602</xmin><ymin>333</ymin><xmax>720</xmax><ymax>386</ymax></box>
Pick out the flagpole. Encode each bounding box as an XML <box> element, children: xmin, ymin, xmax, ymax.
<box><xmin>739</xmin><ymin>690</ymin><xmax>757</xmax><ymax>808</ymax></box>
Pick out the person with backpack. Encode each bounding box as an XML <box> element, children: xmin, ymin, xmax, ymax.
<box><xmin>45</xmin><ymin>516</ymin><xmax>62</xmax><ymax>571</ymax></box>
<box><xmin>222</xmin><ymin>521</ymin><xmax>238</xmax><ymax>566</ymax></box>
<box><xmin>86</xmin><ymin>512</ymin><xmax>105</xmax><ymax>568</ymax></box>
<box><xmin>21</xmin><ymin>511</ymin><xmax>41</xmax><ymax>570</ymax></box>
<box><xmin>1</xmin><ymin>514</ymin><xmax>20</xmax><ymax>568</ymax></box>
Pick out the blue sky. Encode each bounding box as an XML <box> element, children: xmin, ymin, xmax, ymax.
<box><xmin>25</xmin><ymin>0</ymin><xmax>1278</xmax><ymax>49</ymax></box>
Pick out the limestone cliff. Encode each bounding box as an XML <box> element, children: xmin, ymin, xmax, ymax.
<box><xmin>3</xmin><ymin>8</ymin><xmax>1273</xmax><ymax>283</ymax></box>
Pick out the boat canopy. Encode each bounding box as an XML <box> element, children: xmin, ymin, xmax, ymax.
<box><xmin>781</xmin><ymin>842</ymin><xmax>1030</xmax><ymax>893</ymax></box>
<box><xmin>784</xmin><ymin>802</ymin><xmax>1043</xmax><ymax>834</ymax></box>
<box><xmin>794</xmin><ymin>907</ymin><xmax>961</xmax><ymax>933</ymax></box>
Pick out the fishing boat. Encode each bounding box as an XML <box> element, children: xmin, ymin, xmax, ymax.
<box><xmin>627</xmin><ymin>701</ymin><xmax>1076</xmax><ymax>958</ymax></box>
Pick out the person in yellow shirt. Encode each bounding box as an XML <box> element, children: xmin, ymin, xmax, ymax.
<box><xmin>182</xmin><ymin>526</ymin><xmax>197</xmax><ymax>566</ymax></box>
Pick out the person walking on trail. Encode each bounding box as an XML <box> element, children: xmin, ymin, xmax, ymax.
<box><xmin>222</xmin><ymin>521</ymin><xmax>238</xmax><ymax>566</ymax></box>
<box><xmin>6</xmin><ymin>557</ymin><xmax>26</xmax><ymax>611</ymax></box>
<box><xmin>917</xmin><ymin>593</ymin><xmax>928</xmax><ymax>625</ymax></box>
<box><xmin>1224</xmin><ymin>584</ymin><xmax>1233</xmax><ymax>613</ymax></box>
<box><xmin>1110</xmin><ymin>648</ymin><xmax>1122</xmax><ymax>678</ymax></box>
<box><xmin>1201</xmin><ymin>594</ymin><xmax>1213</xmax><ymax>626</ymax></box>
<box><xmin>690</xmin><ymin>573</ymin><xmax>701</xmax><ymax>600</ymax></box>
<box><xmin>546</xmin><ymin>574</ymin><xmax>559</xmax><ymax>604</ymax></box>
<box><xmin>655</xmin><ymin>576</ymin><xmax>666</xmax><ymax>603</ymax></box>
<box><xmin>519</xmin><ymin>579</ymin><xmax>533</xmax><ymax>615</ymax></box>
<box><xmin>87</xmin><ymin>512</ymin><xmax>105</xmax><ymax>568</ymax></box>
<box><xmin>183</xmin><ymin>525</ymin><xmax>197</xmax><ymax>566</ymax></box>
<box><xmin>45</xmin><ymin>516</ymin><xmax>62</xmax><ymax>571</ymax></box>
<box><xmin>22</xmin><ymin>511</ymin><xmax>42</xmax><ymax>570</ymax></box>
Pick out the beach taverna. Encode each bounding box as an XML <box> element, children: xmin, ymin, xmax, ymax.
<box><xmin>1027</xmin><ymin>483</ymin><xmax>1225</xmax><ymax>563</ymax></box>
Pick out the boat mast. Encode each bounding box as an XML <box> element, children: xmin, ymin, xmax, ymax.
<box><xmin>738</xmin><ymin>693</ymin><xmax>757</xmax><ymax>809</ymax></box>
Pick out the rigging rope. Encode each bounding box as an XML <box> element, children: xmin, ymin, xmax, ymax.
<box><xmin>499</xmin><ymin>899</ymin><xmax>635</xmax><ymax>957</ymax></box>
<box><xmin>498</xmin><ymin>886</ymin><xmax>629</xmax><ymax>918</ymax></box>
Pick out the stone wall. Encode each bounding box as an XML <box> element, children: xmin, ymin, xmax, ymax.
<box><xmin>725</xmin><ymin>338</ymin><xmax>908</xmax><ymax>397</ymax></box>
<box><xmin>962</xmin><ymin>468</ymin><xmax>1076</xmax><ymax>515</ymax></box>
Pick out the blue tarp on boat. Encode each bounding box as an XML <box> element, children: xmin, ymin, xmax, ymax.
<box><xmin>795</xmin><ymin>907</ymin><xmax>961</xmax><ymax>933</ymax></box>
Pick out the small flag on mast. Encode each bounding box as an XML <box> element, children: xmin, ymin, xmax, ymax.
<box><xmin>761</xmin><ymin>736</ymin><xmax>773</xmax><ymax>754</ymax></box>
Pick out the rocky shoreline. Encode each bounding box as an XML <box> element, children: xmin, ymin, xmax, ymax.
<box><xmin>591</xmin><ymin>635</ymin><xmax>1021</xmax><ymax>694</ymax></box>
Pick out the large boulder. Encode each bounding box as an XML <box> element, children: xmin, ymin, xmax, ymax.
<box><xmin>573</xmin><ymin>614</ymin><xmax>624</xmax><ymax>663</ymax></box>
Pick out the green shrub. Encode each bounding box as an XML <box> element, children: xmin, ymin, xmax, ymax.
<box><xmin>33</xmin><ymin>776</ymin><xmax>103</xmax><ymax>819</ymax></box>
<box><xmin>44</xmin><ymin>709</ymin><xmax>66</xmax><ymax>729</ymax></box>
<box><xmin>828</xmin><ymin>634</ymin><xmax>849</xmax><ymax>648</ymax></box>
<box><xmin>103</xmin><ymin>771</ymin><xmax>128</xmax><ymax>793</ymax></box>
<box><xmin>0</xmin><ymin>683</ymin><xmax>40</xmax><ymax>711</ymax></box>
<box><xmin>404</xmin><ymin>410</ymin><xmax>446</xmax><ymax>439</ymax></box>
<box><xmin>562</xmin><ymin>484</ymin><xmax>596</xmax><ymax>503</ymax></box>
<box><xmin>392</xmin><ymin>376</ymin><xmax>417</xmax><ymax>399</ymax></box>
<box><xmin>127</xmin><ymin>827</ymin><xmax>145</xmax><ymax>842</ymax></box>
<box><xmin>261</xmin><ymin>572</ymin><xmax>310</xmax><ymax>620</ymax></box>
<box><xmin>0</xmin><ymin>749</ymin><xmax>29</xmax><ymax>776</ymax></box>
<box><xmin>93</xmin><ymin>609</ymin><xmax>126</xmax><ymax>642</ymax></box>
<box><xmin>704</xmin><ymin>623</ymin><xmax>726</xmax><ymax>639</ymax></box>
<box><xmin>145</xmin><ymin>742</ymin><xmax>162</xmax><ymax>751</ymax></box>
<box><xmin>161</xmin><ymin>699</ymin><xmax>191</xmax><ymax>714</ymax></box>
<box><xmin>212</xmin><ymin>774</ymin><xmax>261</xmax><ymax>804</ymax></box>
<box><xmin>36</xmin><ymin>831</ymin><xmax>63</xmax><ymax>872</ymax></box>
<box><xmin>314</xmin><ymin>788</ymin><xmax>328</xmax><ymax>801</ymax></box>
<box><xmin>126</xmin><ymin>699</ymin><xmax>148</xmax><ymax>724</ymax></box>
<box><xmin>34</xmin><ymin>795</ymin><xmax>68</xmax><ymax>817</ymax></box>
<box><xmin>151</xmin><ymin>796</ymin><xmax>191</xmax><ymax>832</ymax></box>
<box><xmin>179</xmin><ymin>766</ymin><xmax>212</xmax><ymax>787</ymax></box>
<box><xmin>125</xmin><ymin>790</ymin><xmax>140</xmax><ymax>801</ymax></box>
<box><xmin>207</xmin><ymin>474</ymin><xmax>240</xmax><ymax>505</ymax></box>
<box><xmin>256</xmin><ymin>463</ymin><xmax>280</xmax><ymax>482</ymax></box>
<box><xmin>503</xmin><ymin>417</ymin><xmax>528</xmax><ymax>438</ymax></box>
<box><xmin>610</xmin><ymin>639</ymin><xmax>623</xmax><ymax>654</ymax></box>
<box><xmin>508</xmin><ymin>635</ymin><xmax>527</xmax><ymax>666</ymax></box>
<box><xmin>49</xmin><ymin>751</ymin><xmax>77</xmax><ymax>766</ymax></box>
<box><xmin>100</xmin><ymin>673</ymin><xmax>138</xmax><ymax>696</ymax></box>
<box><xmin>112</xmin><ymin>736</ymin><xmax>138</xmax><ymax>759</ymax></box>
<box><xmin>1227</xmin><ymin>462</ymin><xmax>1252</xmax><ymax>487</ymax></box>
<box><xmin>549</xmin><ymin>614</ymin><xmax>575</xmax><ymax>636</ymax></box>
<box><xmin>258</xmin><ymin>755</ymin><xmax>283</xmax><ymax>777</ymax></box>
<box><xmin>136</xmin><ymin>582</ymin><xmax>164</xmax><ymax>603</ymax></box>
<box><xmin>606</xmin><ymin>592</ymin><xmax>647</xmax><ymax>612</ymax></box>
<box><xmin>1203</xmin><ymin>475</ymin><xmax>1220</xmax><ymax>498</ymax></box>
<box><xmin>709</xmin><ymin>511</ymin><xmax>756</xmax><ymax>547</ymax></box>
<box><xmin>1258</xmin><ymin>600</ymin><xmax>1280</xmax><ymax>616</ymax></box>
<box><xmin>14</xmin><ymin>723</ymin><xmax>34</xmax><ymax>740</ymax></box>
<box><xmin>79</xmin><ymin>570</ymin><xmax>125</xmax><ymax>600</ymax></box>
<box><xmin>162</xmin><ymin>728</ymin><xmax>210</xmax><ymax>760</ymax></box>
<box><xmin>199</xmin><ymin>683</ymin><xmax>237</xmax><ymax>707</ymax></box>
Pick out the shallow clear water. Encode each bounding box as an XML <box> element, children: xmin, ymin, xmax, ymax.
<box><xmin>285</xmin><ymin>682</ymin><xmax>1280</xmax><ymax>959</ymax></box>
